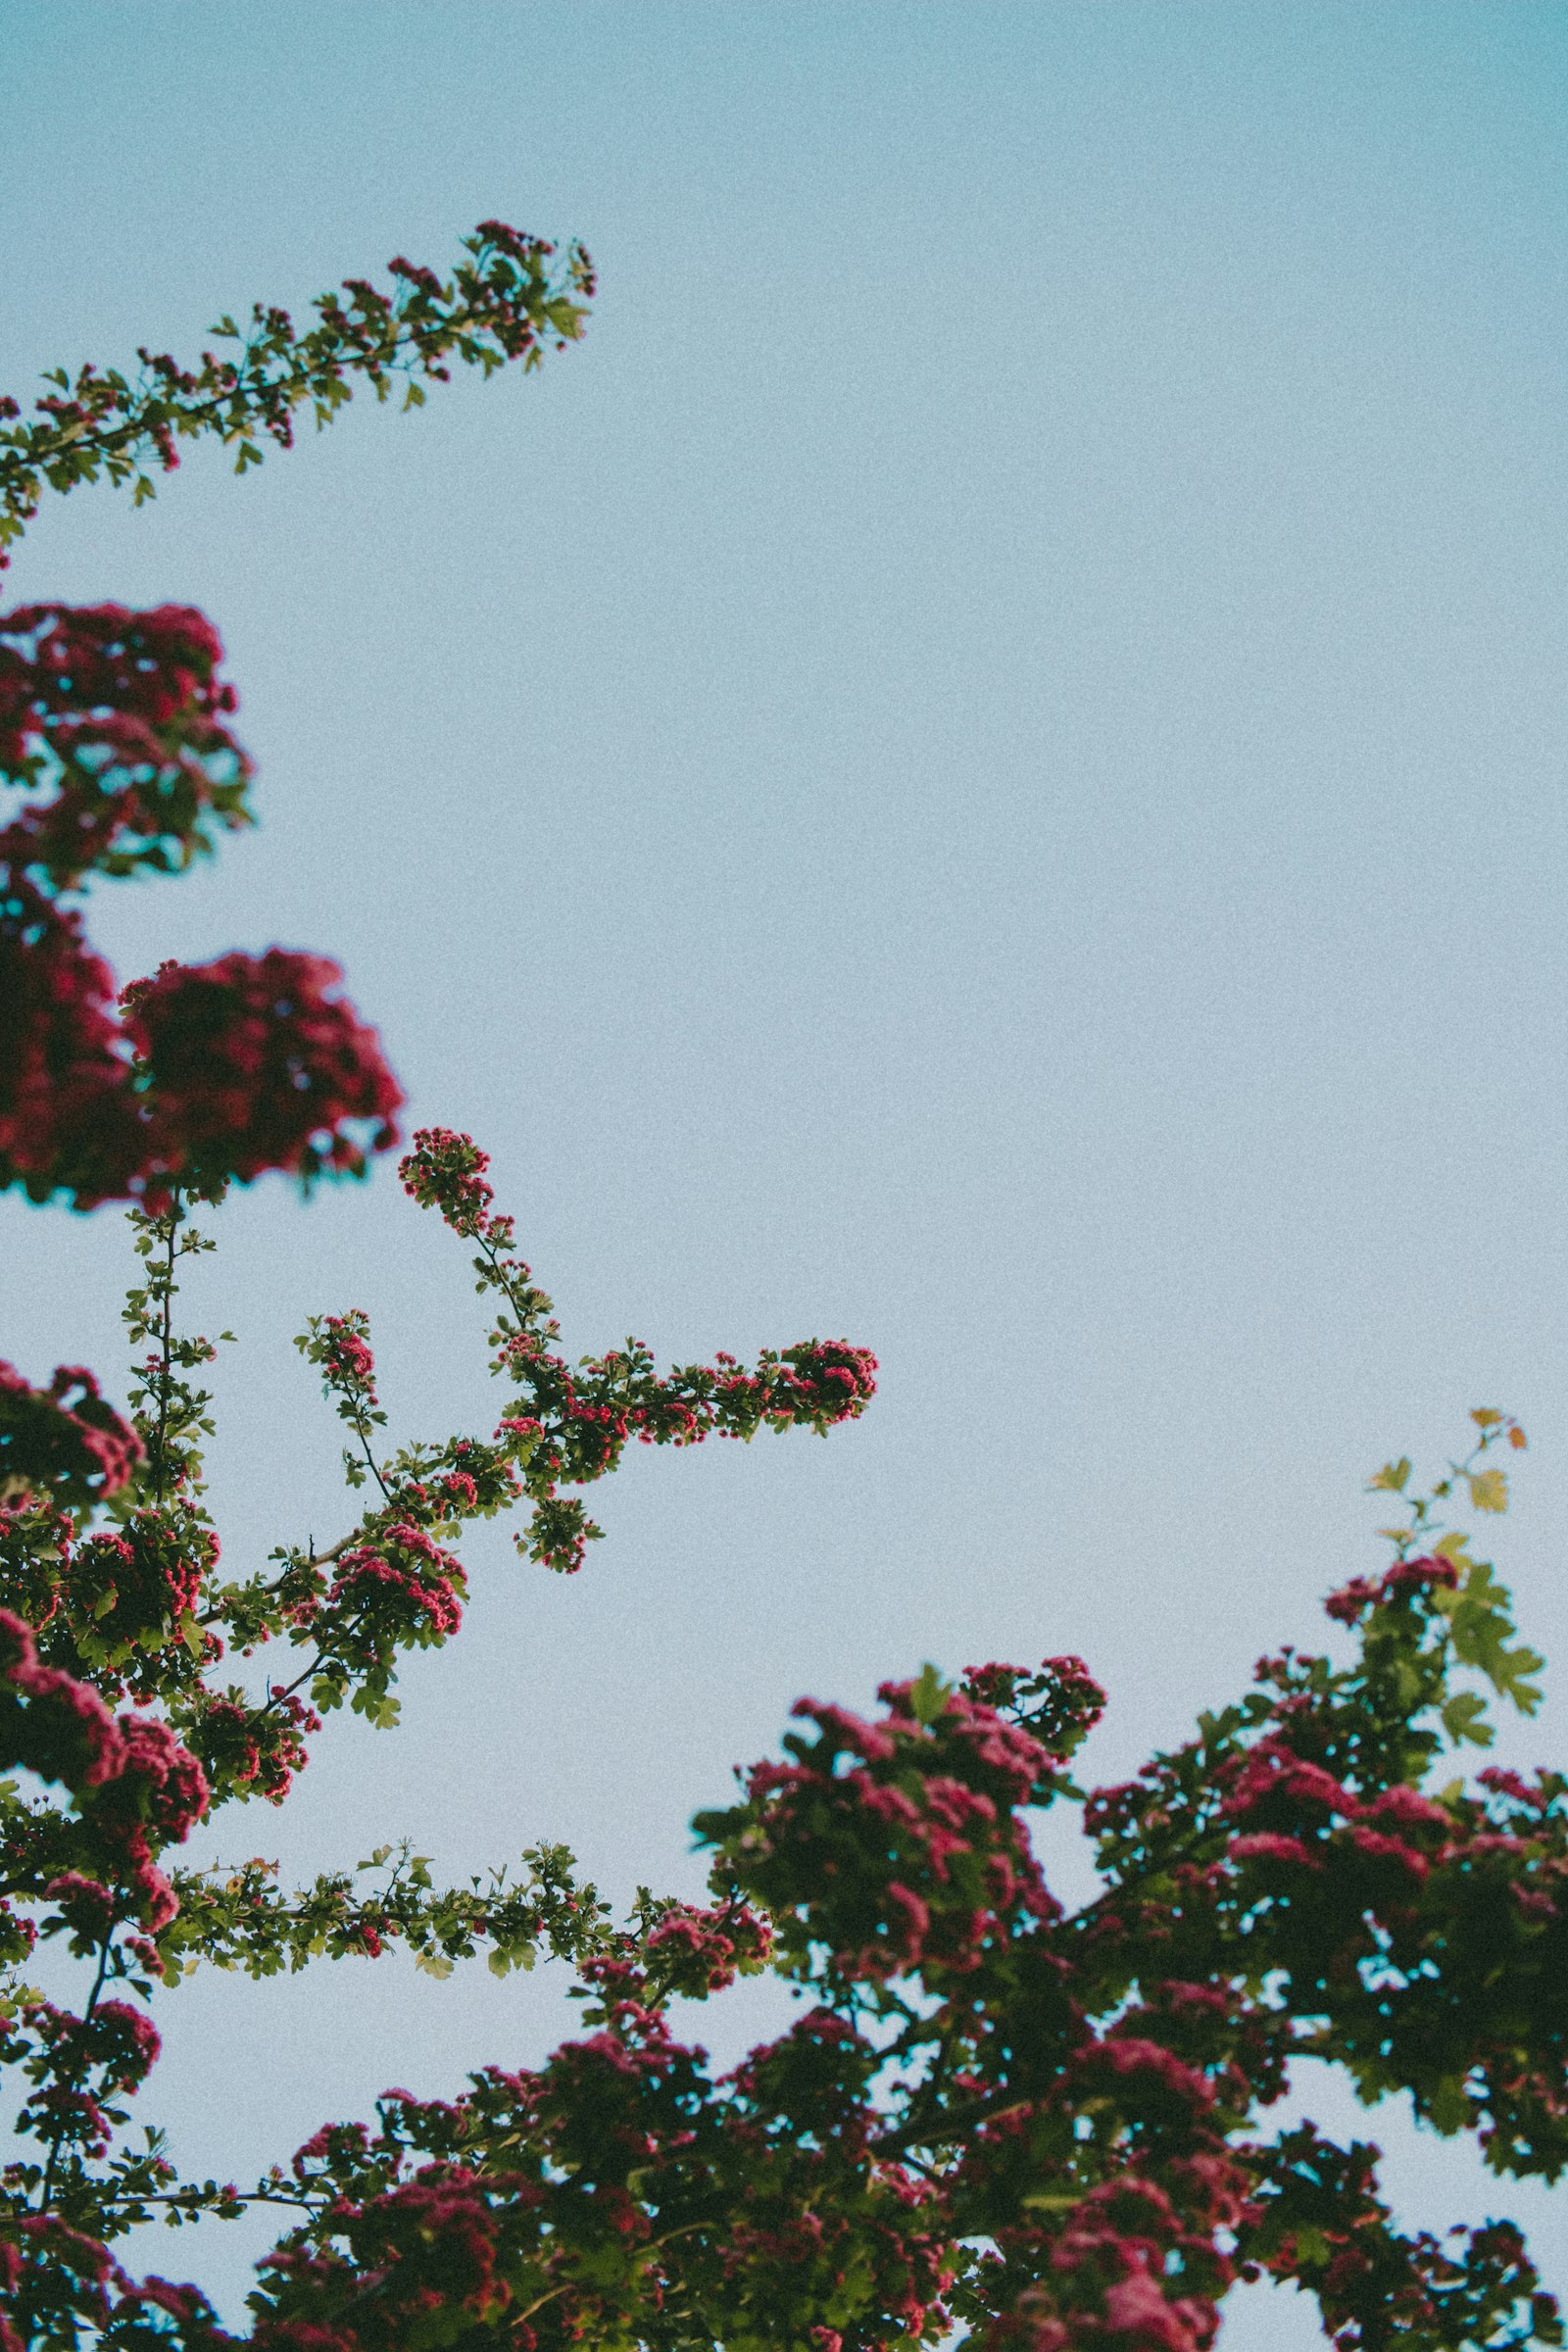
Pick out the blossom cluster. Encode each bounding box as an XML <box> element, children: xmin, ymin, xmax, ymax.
<box><xmin>0</xmin><ymin>602</ymin><xmax>253</xmax><ymax>889</ymax></box>
<box><xmin>122</xmin><ymin>952</ymin><xmax>403</xmax><ymax>1197</ymax></box>
<box><xmin>0</xmin><ymin>1606</ymin><xmax>208</xmax><ymax>1942</ymax></box>
<box><xmin>696</xmin><ymin>1675</ymin><xmax>1066</xmax><ymax>1984</ymax></box>
<box><xmin>0</xmin><ymin>1361</ymin><xmax>140</xmax><ymax>1513</ymax></box>
<box><xmin>0</xmin><ymin>601</ymin><xmax>404</xmax><ymax>1210</ymax></box>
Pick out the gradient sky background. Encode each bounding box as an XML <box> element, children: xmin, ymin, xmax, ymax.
<box><xmin>6</xmin><ymin>6</ymin><xmax>1568</xmax><ymax>2340</ymax></box>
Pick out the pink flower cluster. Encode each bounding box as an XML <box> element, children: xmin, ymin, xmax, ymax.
<box><xmin>316</xmin><ymin>1311</ymin><xmax>378</xmax><ymax>1402</ymax></box>
<box><xmin>642</xmin><ymin>1900</ymin><xmax>774</xmax><ymax>1998</ymax></box>
<box><xmin>708</xmin><ymin>1678</ymin><xmax>1060</xmax><ymax>1984</ymax></box>
<box><xmin>1324</xmin><ymin>1550</ymin><xmax>1460</xmax><ymax>1625</ymax></box>
<box><xmin>66</xmin><ymin>1507</ymin><xmax>216</xmax><ymax>1648</ymax></box>
<box><xmin>1222</xmin><ymin>1734</ymin><xmax>1455</xmax><ymax>1882</ymax></box>
<box><xmin>398</xmin><ymin>1123</ymin><xmax>500</xmax><ymax>1238</ymax></box>
<box><xmin>287</xmin><ymin>1522</ymin><xmax>467</xmax><ymax>1659</ymax></box>
<box><xmin>0</xmin><ymin>1358</ymin><xmax>141</xmax><ymax>1509</ymax></box>
<box><xmin>122</xmin><ymin>949</ymin><xmax>404</xmax><ymax>1197</ymax></box>
<box><xmin>0</xmin><ymin>602</ymin><xmax>405</xmax><ymax>1206</ymax></box>
<box><xmin>0</xmin><ymin>875</ymin><xmax>135</xmax><ymax>1205</ymax></box>
<box><xmin>0</xmin><ymin>602</ymin><xmax>251</xmax><ymax>888</ymax></box>
<box><xmin>0</xmin><ymin>1607</ymin><xmax>208</xmax><ymax>1930</ymax></box>
<box><xmin>326</xmin><ymin>1536</ymin><xmax>466</xmax><ymax>1643</ymax></box>
<box><xmin>1011</xmin><ymin>2163</ymin><xmax>1248</xmax><ymax>2352</ymax></box>
<box><xmin>192</xmin><ymin>1686</ymin><xmax>319</xmax><ymax>1805</ymax></box>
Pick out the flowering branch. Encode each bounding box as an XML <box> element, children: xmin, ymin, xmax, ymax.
<box><xmin>0</xmin><ymin>223</ymin><xmax>594</xmax><ymax>565</ymax></box>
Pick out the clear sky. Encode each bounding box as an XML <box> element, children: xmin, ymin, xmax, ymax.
<box><xmin>6</xmin><ymin>6</ymin><xmax>1568</xmax><ymax>2338</ymax></box>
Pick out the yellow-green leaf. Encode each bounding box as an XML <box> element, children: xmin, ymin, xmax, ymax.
<box><xmin>1369</xmin><ymin>1457</ymin><xmax>1412</xmax><ymax>1494</ymax></box>
<box><xmin>909</xmin><ymin>1662</ymin><xmax>951</xmax><ymax>1727</ymax></box>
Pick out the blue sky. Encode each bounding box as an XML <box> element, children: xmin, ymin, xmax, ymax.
<box><xmin>6</xmin><ymin>6</ymin><xmax>1568</xmax><ymax>2338</ymax></box>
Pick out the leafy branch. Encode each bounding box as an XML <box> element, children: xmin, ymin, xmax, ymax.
<box><xmin>0</xmin><ymin>221</ymin><xmax>594</xmax><ymax>564</ymax></box>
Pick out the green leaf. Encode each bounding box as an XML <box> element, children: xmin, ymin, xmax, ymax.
<box><xmin>487</xmin><ymin>1942</ymin><xmax>535</xmax><ymax>1978</ymax></box>
<box><xmin>1468</xmin><ymin>1468</ymin><xmax>1508</xmax><ymax>1513</ymax></box>
<box><xmin>1448</xmin><ymin>1563</ymin><xmax>1543</xmax><ymax>1712</ymax></box>
<box><xmin>908</xmin><ymin>1661</ymin><xmax>951</xmax><ymax>1727</ymax></box>
<box><xmin>1441</xmin><ymin>1690</ymin><xmax>1493</xmax><ymax>1747</ymax></box>
<box><xmin>1369</xmin><ymin>1457</ymin><xmax>1412</xmax><ymax>1494</ymax></box>
<box><xmin>1428</xmin><ymin>2076</ymin><xmax>1471</xmax><ymax>2134</ymax></box>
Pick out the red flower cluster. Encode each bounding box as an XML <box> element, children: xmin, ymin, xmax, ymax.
<box><xmin>1324</xmin><ymin>1550</ymin><xmax>1460</xmax><ymax>1624</ymax></box>
<box><xmin>700</xmin><ymin>1675</ymin><xmax>1062</xmax><ymax>1984</ymax></box>
<box><xmin>122</xmin><ymin>950</ymin><xmax>404</xmax><ymax>1196</ymax></box>
<box><xmin>0</xmin><ymin>602</ymin><xmax>252</xmax><ymax>889</ymax></box>
<box><xmin>277</xmin><ymin>1521</ymin><xmax>469</xmax><ymax>1722</ymax></box>
<box><xmin>0</xmin><ymin>1608</ymin><xmax>208</xmax><ymax>1934</ymax></box>
<box><xmin>189</xmin><ymin>1687</ymin><xmax>319</xmax><ymax>1806</ymax></box>
<box><xmin>1222</xmin><ymin>1734</ymin><xmax>1455</xmax><ymax>1881</ymax></box>
<box><xmin>0</xmin><ymin>1359</ymin><xmax>141</xmax><ymax>1510</ymax></box>
<box><xmin>0</xmin><ymin>603</ymin><xmax>405</xmax><ymax>1208</ymax></box>
<box><xmin>0</xmin><ymin>877</ymin><xmax>136</xmax><ymax>1206</ymax></box>
<box><xmin>398</xmin><ymin>1123</ymin><xmax>499</xmax><ymax>1237</ymax></box>
<box><xmin>961</xmin><ymin>1653</ymin><xmax>1107</xmax><ymax>1758</ymax></box>
<box><xmin>322</xmin><ymin>1528</ymin><xmax>466</xmax><ymax>1645</ymax></box>
<box><xmin>641</xmin><ymin>1899</ymin><xmax>774</xmax><ymax>1998</ymax></box>
<box><xmin>314</xmin><ymin>1312</ymin><xmax>378</xmax><ymax>1403</ymax></box>
<box><xmin>66</xmin><ymin>1507</ymin><xmax>217</xmax><ymax>1653</ymax></box>
<box><xmin>13</xmin><ymin>1995</ymin><xmax>163</xmax><ymax>2167</ymax></box>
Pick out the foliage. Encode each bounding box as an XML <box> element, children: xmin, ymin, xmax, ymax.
<box><xmin>3</xmin><ymin>230</ymin><xmax>1566</xmax><ymax>2352</ymax></box>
